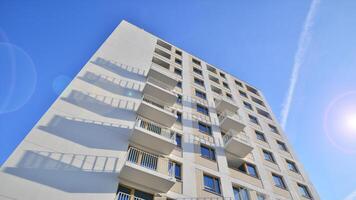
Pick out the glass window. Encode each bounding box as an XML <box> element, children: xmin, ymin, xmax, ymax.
<box><xmin>251</xmin><ymin>96</ymin><xmax>265</xmax><ymax>107</ymax></box>
<box><xmin>174</xmin><ymin>68</ymin><xmax>182</xmax><ymax>76</ymax></box>
<box><xmin>233</xmin><ymin>187</ymin><xmax>250</xmax><ymax>200</ymax></box>
<box><xmin>249</xmin><ymin>115</ymin><xmax>259</xmax><ymax>125</ymax></box>
<box><xmin>220</xmin><ymin>72</ymin><xmax>226</xmax><ymax>79</ymax></box>
<box><xmin>177</xmin><ymin>94</ymin><xmax>182</xmax><ymax>104</ymax></box>
<box><xmin>194</xmin><ymin>77</ymin><xmax>205</xmax><ymax>86</ymax></box>
<box><xmin>226</xmin><ymin>93</ymin><xmax>233</xmax><ymax>99</ymax></box>
<box><xmin>277</xmin><ymin>140</ymin><xmax>288</xmax><ymax>151</ymax></box>
<box><xmin>195</xmin><ymin>90</ymin><xmax>206</xmax><ymax>100</ymax></box>
<box><xmin>246</xmin><ymin>85</ymin><xmax>259</xmax><ymax>96</ymax></box>
<box><xmin>192</xmin><ymin>58</ymin><xmax>201</xmax><ymax>66</ymax></box>
<box><xmin>203</xmin><ymin>174</ymin><xmax>221</xmax><ymax>194</ymax></box>
<box><xmin>298</xmin><ymin>184</ymin><xmax>312</xmax><ymax>198</ymax></box>
<box><xmin>239</xmin><ymin>90</ymin><xmax>247</xmax><ymax>98</ymax></box>
<box><xmin>193</xmin><ymin>67</ymin><xmax>202</xmax><ymax>75</ymax></box>
<box><xmin>255</xmin><ymin>131</ymin><xmax>266</xmax><ymax>142</ymax></box>
<box><xmin>177</xmin><ymin>112</ymin><xmax>182</xmax><ymax>123</ymax></box>
<box><xmin>263</xmin><ymin>150</ymin><xmax>275</xmax><ymax>162</ymax></box>
<box><xmin>175</xmin><ymin>50</ymin><xmax>182</xmax><ymax>56</ymax></box>
<box><xmin>246</xmin><ymin>163</ymin><xmax>258</xmax><ymax>178</ymax></box>
<box><xmin>235</xmin><ymin>80</ymin><xmax>243</xmax><ymax>87</ymax></box>
<box><xmin>272</xmin><ymin>173</ymin><xmax>287</xmax><ymax>189</ymax></box>
<box><xmin>286</xmin><ymin>160</ymin><xmax>299</xmax><ymax>173</ymax></box>
<box><xmin>243</xmin><ymin>101</ymin><xmax>253</xmax><ymax>110</ymax></box>
<box><xmin>207</xmin><ymin>65</ymin><xmax>217</xmax><ymax>74</ymax></box>
<box><xmin>223</xmin><ymin>82</ymin><xmax>229</xmax><ymax>89</ymax></box>
<box><xmin>269</xmin><ymin>124</ymin><xmax>279</xmax><ymax>134</ymax></box>
<box><xmin>169</xmin><ymin>161</ymin><xmax>182</xmax><ymax>180</ymax></box>
<box><xmin>177</xmin><ymin>81</ymin><xmax>182</xmax><ymax>88</ymax></box>
<box><xmin>176</xmin><ymin>134</ymin><xmax>182</xmax><ymax>148</ymax></box>
<box><xmin>175</xmin><ymin>58</ymin><xmax>182</xmax><ymax>65</ymax></box>
<box><xmin>134</xmin><ymin>189</ymin><xmax>154</xmax><ymax>200</ymax></box>
<box><xmin>197</xmin><ymin>104</ymin><xmax>209</xmax><ymax>115</ymax></box>
<box><xmin>257</xmin><ymin>108</ymin><xmax>271</xmax><ymax>119</ymax></box>
<box><xmin>198</xmin><ymin>122</ymin><xmax>211</xmax><ymax>135</ymax></box>
<box><xmin>200</xmin><ymin>145</ymin><xmax>216</xmax><ymax>160</ymax></box>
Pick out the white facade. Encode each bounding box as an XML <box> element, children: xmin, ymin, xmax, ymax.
<box><xmin>0</xmin><ymin>20</ymin><xmax>319</xmax><ymax>200</ymax></box>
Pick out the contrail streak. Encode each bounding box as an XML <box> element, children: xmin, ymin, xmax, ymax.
<box><xmin>280</xmin><ymin>0</ymin><xmax>321</xmax><ymax>129</ymax></box>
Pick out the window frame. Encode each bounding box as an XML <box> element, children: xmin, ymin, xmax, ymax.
<box><xmin>203</xmin><ymin>174</ymin><xmax>221</xmax><ymax>194</ymax></box>
<box><xmin>298</xmin><ymin>183</ymin><xmax>312</xmax><ymax>199</ymax></box>
<box><xmin>262</xmin><ymin>149</ymin><xmax>275</xmax><ymax>163</ymax></box>
<box><xmin>200</xmin><ymin>144</ymin><xmax>216</xmax><ymax>161</ymax></box>
<box><xmin>198</xmin><ymin>121</ymin><xmax>212</xmax><ymax>135</ymax></box>
<box><xmin>195</xmin><ymin>89</ymin><xmax>207</xmax><ymax>100</ymax></box>
<box><xmin>255</xmin><ymin>131</ymin><xmax>266</xmax><ymax>142</ymax></box>
<box><xmin>196</xmin><ymin>104</ymin><xmax>209</xmax><ymax>116</ymax></box>
<box><xmin>272</xmin><ymin>173</ymin><xmax>287</xmax><ymax>190</ymax></box>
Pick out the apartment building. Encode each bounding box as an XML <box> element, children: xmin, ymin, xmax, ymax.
<box><xmin>0</xmin><ymin>21</ymin><xmax>319</xmax><ymax>200</ymax></box>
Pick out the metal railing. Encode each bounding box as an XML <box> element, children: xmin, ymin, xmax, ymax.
<box><xmin>116</xmin><ymin>192</ymin><xmax>145</xmax><ymax>200</ymax></box>
<box><xmin>218</xmin><ymin>111</ymin><xmax>242</xmax><ymax>122</ymax></box>
<box><xmin>135</xmin><ymin>117</ymin><xmax>176</xmax><ymax>142</ymax></box>
<box><xmin>126</xmin><ymin>147</ymin><xmax>175</xmax><ymax>177</ymax></box>
<box><xmin>142</xmin><ymin>95</ymin><xmax>174</xmax><ymax>113</ymax></box>
<box><xmin>223</xmin><ymin>130</ymin><xmax>250</xmax><ymax>145</ymax></box>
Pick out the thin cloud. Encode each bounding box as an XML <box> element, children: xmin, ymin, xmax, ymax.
<box><xmin>280</xmin><ymin>0</ymin><xmax>321</xmax><ymax>129</ymax></box>
<box><xmin>345</xmin><ymin>190</ymin><xmax>356</xmax><ymax>200</ymax></box>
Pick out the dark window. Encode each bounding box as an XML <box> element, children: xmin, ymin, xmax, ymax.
<box><xmin>257</xmin><ymin>108</ymin><xmax>271</xmax><ymax>119</ymax></box>
<box><xmin>203</xmin><ymin>174</ymin><xmax>221</xmax><ymax>194</ymax></box>
<box><xmin>207</xmin><ymin>65</ymin><xmax>217</xmax><ymax>74</ymax></box>
<box><xmin>251</xmin><ymin>96</ymin><xmax>265</xmax><ymax>107</ymax></box>
<box><xmin>195</xmin><ymin>90</ymin><xmax>207</xmax><ymax>100</ymax></box>
<box><xmin>286</xmin><ymin>160</ymin><xmax>299</xmax><ymax>173</ymax></box>
<box><xmin>249</xmin><ymin>115</ymin><xmax>259</xmax><ymax>125</ymax></box>
<box><xmin>192</xmin><ymin>58</ymin><xmax>201</xmax><ymax>66</ymax></box>
<box><xmin>255</xmin><ymin>131</ymin><xmax>266</xmax><ymax>142</ymax></box>
<box><xmin>226</xmin><ymin>93</ymin><xmax>233</xmax><ymax>99</ymax></box>
<box><xmin>277</xmin><ymin>140</ymin><xmax>288</xmax><ymax>151</ymax></box>
<box><xmin>176</xmin><ymin>134</ymin><xmax>182</xmax><ymax>148</ymax></box>
<box><xmin>239</xmin><ymin>90</ymin><xmax>248</xmax><ymax>98</ymax></box>
<box><xmin>169</xmin><ymin>161</ymin><xmax>182</xmax><ymax>180</ymax></box>
<box><xmin>246</xmin><ymin>85</ymin><xmax>259</xmax><ymax>96</ymax></box>
<box><xmin>157</xmin><ymin>40</ymin><xmax>172</xmax><ymax>50</ymax></box>
<box><xmin>177</xmin><ymin>94</ymin><xmax>182</xmax><ymax>104</ymax></box>
<box><xmin>198</xmin><ymin>122</ymin><xmax>211</xmax><ymax>135</ymax></box>
<box><xmin>177</xmin><ymin>81</ymin><xmax>182</xmax><ymax>88</ymax></box>
<box><xmin>197</xmin><ymin>104</ymin><xmax>209</xmax><ymax>115</ymax></box>
<box><xmin>194</xmin><ymin>77</ymin><xmax>205</xmax><ymax>86</ymax></box>
<box><xmin>209</xmin><ymin>75</ymin><xmax>219</xmax><ymax>84</ymax></box>
<box><xmin>272</xmin><ymin>174</ymin><xmax>287</xmax><ymax>189</ymax></box>
<box><xmin>263</xmin><ymin>150</ymin><xmax>275</xmax><ymax>163</ymax></box>
<box><xmin>235</xmin><ymin>80</ymin><xmax>243</xmax><ymax>87</ymax></box>
<box><xmin>223</xmin><ymin>82</ymin><xmax>229</xmax><ymax>89</ymax></box>
<box><xmin>175</xmin><ymin>49</ymin><xmax>182</xmax><ymax>56</ymax></box>
<box><xmin>211</xmin><ymin>86</ymin><xmax>222</xmax><ymax>95</ymax></box>
<box><xmin>174</xmin><ymin>68</ymin><xmax>182</xmax><ymax>76</ymax></box>
<box><xmin>243</xmin><ymin>101</ymin><xmax>253</xmax><ymax>110</ymax></box>
<box><xmin>175</xmin><ymin>58</ymin><xmax>182</xmax><ymax>65</ymax></box>
<box><xmin>177</xmin><ymin>112</ymin><xmax>182</xmax><ymax>123</ymax></box>
<box><xmin>298</xmin><ymin>184</ymin><xmax>312</xmax><ymax>199</ymax></box>
<box><xmin>219</xmin><ymin>72</ymin><xmax>226</xmax><ymax>79</ymax></box>
<box><xmin>154</xmin><ymin>48</ymin><xmax>171</xmax><ymax>59</ymax></box>
<box><xmin>193</xmin><ymin>67</ymin><xmax>203</xmax><ymax>75</ymax></box>
<box><xmin>233</xmin><ymin>186</ymin><xmax>250</xmax><ymax>200</ymax></box>
<box><xmin>200</xmin><ymin>145</ymin><xmax>216</xmax><ymax>160</ymax></box>
<box><xmin>269</xmin><ymin>124</ymin><xmax>279</xmax><ymax>134</ymax></box>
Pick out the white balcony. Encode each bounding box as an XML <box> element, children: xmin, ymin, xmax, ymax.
<box><xmin>218</xmin><ymin>111</ymin><xmax>245</xmax><ymax>133</ymax></box>
<box><xmin>119</xmin><ymin>147</ymin><xmax>176</xmax><ymax>193</ymax></box>
<box><xmin>143</xmin><ymin>77</ymin><xmax>177</xmax><ymax>106</ymax></box>
<box><xmin>215</xmin><ymin>97</ymin><xmax>238</xmax><ymax>113</ymax></box>
<box><xmin>147</xmin><ymin>63</ymin><xmax>178</xmax><ymax>90</ymax></box>
<box><xmin>137</xmin><ymin>96</ymin><xmax>177</xmax><ymax>127</ymax></box>
<box><xmin>130</xmin><ymin>117</ymin><xmax>177</xmax><ymax>155</ymax></box>
<box><xmin>223</xmin><ymin>130</ymin><xmax>253</xmax><ymax>158</ymax></box>
<box><xmin>116</xmin><ymin>192</ymin><xmax>145</xmax><ymax>200</ymax></box>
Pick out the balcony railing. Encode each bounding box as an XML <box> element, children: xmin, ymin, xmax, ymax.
<box><xmin>126</xmin><ymin>147</ymin><xmax>175</xmax><ymax>177</ymax></box>
<box><xmin>116</xmin><ymin>192</ymin><xmax>145</xmax><ymax>200</ymax></box>
<box><xmin>135</xmin><ymin>117</ymin><xmax>176</xmax><ymax>142</ymax></box>
<box><xmin>218</xmin><ymin>111</ymin><xmax>242</xmax><ymax>122</ymax></box>
<box><xmin>223</xmin><ymin>130</ymin><xmax>250</xmax><ymax>145</ymax></box>
<box><xmin>142</xmin><ymin>96</ymin><xmax>174</xmax><ymax>113</ymax></box>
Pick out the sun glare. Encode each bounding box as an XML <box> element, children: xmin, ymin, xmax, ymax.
<box><xmin>346</xmin><ymin>114</ymin><xmax>356</xmax><ymax>132</ymax></box>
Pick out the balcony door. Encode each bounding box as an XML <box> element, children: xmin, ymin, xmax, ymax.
<box><xmin>233</xmin><ymin>186</ymin><xmax>250</xmax><ymax>200</ymax></box>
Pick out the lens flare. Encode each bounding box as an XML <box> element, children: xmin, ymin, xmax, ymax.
<box><xmin>345</xmin><ymin>114</ymin><xmax>356</xmax><ymax>133</ymax></box>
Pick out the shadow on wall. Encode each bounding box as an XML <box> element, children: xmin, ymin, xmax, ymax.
<box><xmin>78</xmin><ymin>71</ymin><xmax>143</xmax><ymax>99</ymax></box>
<box><xmin>61</xmin><ymin>90</ymin><xmax>137</xmax><ymax>121</ymax></box>
<box><xmin>38</xmin><ymin>115</ymin><xmax>131</xmax><ymax>151</ymax></box>
<box><xmin>91</xmin><ymin>57</ymin><xmax>147</xmax><ymax>82</ymax></box>
<box><xmin>3</xmin><ymin>151</ymin><xmax>120</xmax><ymax>193</ymax></box>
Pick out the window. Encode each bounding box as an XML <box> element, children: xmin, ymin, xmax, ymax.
<box><xmin>243</xmin><ymin>101</ymin><xmax>253</xmax><ymax>110</ymax></box>
<box><xmin>269</xmin><ymin>124</ymin><xmax>279</xmax><ymax>134</ymax></box>
<box><xmin>209</xmin><ymin>75</ymin><xmax>219</xmax><ymax>84</ymax></box>
<box><xmin>197</xmin><ymin>104</ymin><xmax>209</xmax><ymax>115</ymax></box>
<box><xmin>174</xmin><ymin>68</ymin><xmax>182</xmax><ymax>76</ymax></box>
<box><xmin>177</xmin><ymin>112</ymin><xmax>182</xmax><ymax>123</ymax></box>
<box><xmin>219</xmin><ymin>72</ymin><xmax>226</xmax><ymax>79</ymax></box>
<box><xmin>246</xmin><ymin>85</ymin><xmax>259</xmax><ymax>96</ymax></box>
<box><xmin>249</xmin><ymin>115</ymin><xmax>259</xmax><ymax>125</ymax></box>
<box><xmin>235</xmin><ymin>80</ymin><xmax>243</xmax><ymax>87</ymax></box>
<box><xmin>256</xmin><ymin>194</ymin><xmax>266</xmax><ymax>200</ymax></box>
<box><xmin>177</xmin><ymin>81</ymin><xmax>182</xmax><ymax>88</ymax></box>
<box><xmin>233</xmin><ymin>186</ymin><xmax>250</xmax><ymax>200</ymax></box>
<box><xmin>198</xmin><ymin>121</ymin><xmax>211</xmax><ymax>135</ymax></box>
<box><xmin>193</xmin><ymin>67</ymin><xmax>203</xmax><ymax>75</ymax></box>
<box><xmin>272</xmin><ymin>173</ymin><xmax>287</xmax><ymax>189</ymax></box>
<box><xmin>286</xmin><ymin>160</ymin><xmax>299</xmax><ymax>173</ymax></box>
<box><xmin>211</xmin><ymin>86</ymin><xmax>222</xmax><ymax>95</ymax></box>
<box><xmin>223</xmin><ymin>82</ymin><xmax>229</xmax><ymax>89</ymax></box>
<box><xmin>175</xmin><ymin>58</ymin><xmax>182</xmax><ymax>65</ymax></box>
<box><xmin>175</xmin><ymin>49</ymin><xmax>182</xmax><ymax>56</ymax></box>
<box><xmin>203</xmin><ymin>174</ymin><xmax>221</xmax><ymax>194</ymax></box>
<box><xmin>277</xmin><ymin>140</ymin><xmax>288</xmax><ymax>151</ymax></box>
<box><xmin>169</xmin><ymin>161</ymin><xmax>182</xmax><ymax>180</ymax></box>
<box><xmin>251</xmin><ymin>96</ymin><xmax>265</xmax><ymax>107</ymax></box>
<box><xmin>157</xmin><ymin>40</ymin><xmax>172</xmax><ymax>50</ymax></box>
<box><xmin>194</xmin><ymin>77</ymin><xmax>205</xmax><ymax>86</ymax></box>
<box><xmin>237</xmin><ymin>162</ymin><xmax>259</xmax><ymax>178</ymax></box>
<box><xmin>239</xmin><ymin>90</ymin><xmax>248</xmax><ymax>98</ymax></box>
<box><xmin>200</xmin><ymin>145</ymin><xmax>216</xmax><ymax>160</ymax></box>
<box><xmin>177</xmin><ymin>94</ymin><xmax>182</xmax><ymax>104</ymax></box>
<box><xmin>298</xmin><ymin>183</ymin><xmax>312</xmax><ymax>199</ymax></box>
<box><xmin>207</xmin><ymin>65</ymin><xmax>217</xmax><ymax>74</ymax></box>
<box><xmin>255</xmin><ymin>131</ymin><xmax>266</xmax><ymax>142</ymax></box>
<box><xmin>192</xmin><ymin>58</ymin><xmax>201</xmax><ymax>66</ymax></box>
<box><xmin>176</xmin><ymin>134</ymin><xmax>182</xmax><ymax>148</ymax></box>
<box><xmin>263</xmin><ymin>149</ymin><xmax>275</xmax><ymax>163</ymax></box>
<box><xmin>257</xmin><ymin>108</ymin><xmax>271</xmax><ymax>119</ymax></box>
<box><xmin>195</xmin><ymin>89</ymin><xmax>207</xmax><ymax>100</ymax></box>
<box><xmin>226</xmin><ymin>93</ymin><xmax>233</xmax><ymax>99</ymax></box>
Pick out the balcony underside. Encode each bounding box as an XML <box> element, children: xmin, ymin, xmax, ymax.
<box><xmin>220</xmin><ymin>116</ymin><xmax>245</xmax><ymax>133</ymax></box>
<box><xmin>143</xmin><ymin>82</ymin><xmax>177</xmax><ymax>106</ymax></box>
<box><xmin>215</xmin><ymin>99</ymin><xmax>238</xmax><ymax>112</ymax></box>
<box><xmin>147</xmin><ymin>66</ymin><xmax>178</xmax><ymax>90</ymax></box>
<box><xmin>137</xmin><ymin>101</ymin><xmax>176</xmax><ymax>127</ymax></box>
<box><xmin>119</xmin><ymin>162</ymin><xmax>176</xmax><ymax>193</ymax></box>
<box><xmin>225</xmin><ymin>137</ymin><xmax>253</xmax><ymax>158</ymax></box>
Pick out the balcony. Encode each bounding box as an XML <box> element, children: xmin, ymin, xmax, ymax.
<box><xmin>143</xmin><ymin>77</ymin><xmax>177</xmax><ymax>106</ymax></box>
<box><xmin>130</xmin><ymin>117</ymin><xmax>177</xmax><ymax>155</ymax></box>
<box><xmin>223</xmin><ymin>130</ymin><xmax>253</xmax><ymax>158</ymax></box>
<box><xmin>147</xmin><ymin>62</ymin><xmax>178</xmax><ymax>89</ymax></box>
<box><xmin>119</xmin><ymin>147</ymin><xmax>176</xmax><ymax>193</ymax></box>
<box><xmin>137</xmin><ymin>96</ymin><xmax>177</xmax><ymax>127</ymax></box>
<box><xmin>116</xmin><ymin>192</ymin><xmax>145</xmax><ymax>200</ymax></box>
<box><xmin>218</xmin><ymin>111</ymin><xmax>245</xmax><ymax>133</ymax></box>
<box><xmin>215</xmin><ymin>97</ymin><xmax>238</xmax><ymax>113</ymax></box>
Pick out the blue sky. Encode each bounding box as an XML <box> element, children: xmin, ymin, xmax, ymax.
<box><xmin>1</xmin><ymin>1</ymin><xmax>356</xmax><ymax>199</ymax></box>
